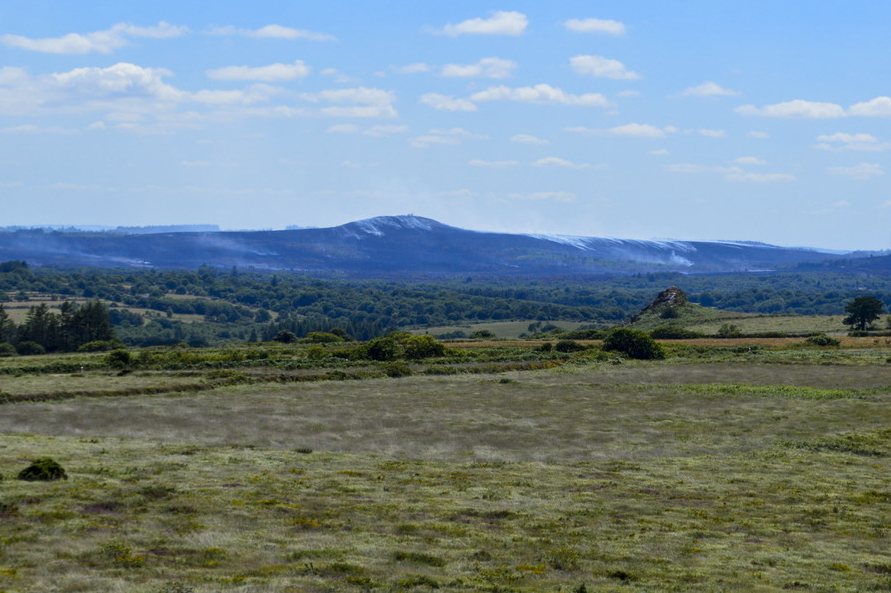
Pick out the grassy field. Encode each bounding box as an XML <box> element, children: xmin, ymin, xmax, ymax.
<box><xmin>1</xmin><ymin>346</ymin><xmax>890</xmax><ymax>591</ymax></box>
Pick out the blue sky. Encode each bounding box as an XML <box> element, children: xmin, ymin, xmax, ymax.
<box><xmin>1</xmin><ymin>1</ymin><xmax>890</xmax><ymax>250</ymax></box>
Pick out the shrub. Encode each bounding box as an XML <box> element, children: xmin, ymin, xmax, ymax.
<box><xmin>272</xmin><ymin>330</ymin><xmax>297</xmax><ymax>343</ymax></box>
<box><xmin>303</xmin><ymin>331</ymin><xmax>344</xmax><ymax>344</ymax></box>
<box><xmin>650</xmin><ymin>326</ymin><xmax>704</xmax><ymax>339</ymax></box>
<box><xmin>18</xmin><ymin>458</ymin><xmax>68</xmax><ymax>481</ymax></box>
<box><xmin>16</xmin><ymin>341</ymin><xmax>45</xmax><ymax>356</ymax></box>
<box><xmin>366</xmin><ymin>337</ymin><xmax>398</xmax><ymax>361</ymax></box>
<box><xmin>77</xmin><ymin>340</ymin><xmax>122</xmax><ymax>352</ymax></box>
<box><xmin>555</xmin><ymin>339</ymin><xmax>587</xmax><ymax>353</ymax></box>
<box><xmin>470</xmin><ymin>330</ymin><xmax>496</xmax><ymax>339</ymax></box>
<box><xmin>105</xmin><ymin>349</ymin><xmax>133</xmax><ymax>369</ymax></box>
<box><xmin>383</xmin><ymin>362</ymin><xmax>412</xmax><ymax>378</ymax></box>
<box><xmin>402</xmin><ymin>335</ymin><xmax>446</xmax><ymax>359</ymax></box>
<box><xmin>561</xmin><ymin>328</ymin><xmax>606</xmax><ymax>340</ymax></box>
<box><xmin>717</xmin><ymin>323</ymin><xmax>742</xmax><ymax>338</ymax></box>
<box><xmin>806</xmin><ymin>333</ymin><xmax>841</xmax><ymax>347</ymax></box>
<box><xmin>602</xmin><ymin>328</ymin><xmax>665</xmax><ymax>360</ymax></box>
<box><xmin>305</xmin><ymin>345</ymin><xmax>327</xmax><ymax>360</ymax></box>
<box><xmin>0</xmin><ymin>342</ymin><xmax>16</xmax><ymax>357</ymax></box>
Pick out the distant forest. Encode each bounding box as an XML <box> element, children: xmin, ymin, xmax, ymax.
<box><xmin>1</xmin><ymin>261</ymin><xmax>890</xmax><ymax>348</ymax></box>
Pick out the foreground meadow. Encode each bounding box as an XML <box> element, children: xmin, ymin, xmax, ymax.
<box><xmin>1</xmin><ymin>346</ymin><xmax>890</xmax><ymax>591</ymax></box>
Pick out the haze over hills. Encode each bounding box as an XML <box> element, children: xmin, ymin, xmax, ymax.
<box><xmin>0</xmin><ymin>215</ymin><xmax>882</xmax><ymax>276</ymax></box>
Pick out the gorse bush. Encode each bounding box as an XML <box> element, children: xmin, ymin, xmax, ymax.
<box><xmin>105</xmin><ymin>349</ymin><xmax>133</xmax><ymax>369</ymax></box>
<box><xmin>806</xmin><ymin>333</ymin><xmax>841</xmax><ymax>347</ymax></box>
<box><xmin>555</xmin><ymin>339</ymin><xmax>587</xmax><ymax>353</ymax></box>
<box><xmin>602</xmin><ymin>328</ymin><xmax>665</xmax><ymax>360</ymax></box>
<box><xmin>17</xmin><ymin>458</ymin><xmax>67</xmax><ymax>481</ymax></box>
<box><xmin>650</xmin><ymin>326</ymin><xmax>704</xmax><ymax>339</ymax></box>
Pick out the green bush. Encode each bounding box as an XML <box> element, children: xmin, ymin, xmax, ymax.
<box><xmin>16</xmin><ymin>340</ymin><xmax>45</xmax><ymax>356</ymax></box>
<box><xmin>303</xmin><ymin>331</ymin><xmax>344</xmax><ymax>343</ymax></box>
<box><xmin>402</xmin><ymin>335</ymin><xmax>445</xmax><ymax>359</ymax></box>
<box><xmin>366</xmin><ymin>337</ymin><xmax>398</xmax><ymax>361</ymax></box>
<box><xmin>105</xmin><ymin>349</ymin><xmax>133</xmax><ymax>369</ymax></box>
<box><xmin>555</xmin><ymin>339</ymin><xmax>586</xmax><ymax>353</ymax></box>
<box><xmin>272</xmin><ymin>330</ymin><xmax>297</xmax><ymax>343</ymax></box>
<box><xmin>0</xmin><ymin>342</ymin><xmax>16</xmax><ymax>357</ymax></box>
<box><xmin>470</xmin><ymin>330</ymin><xmax>496</xmax><ymax>339</ymax></box>
<box><xmin>717</xmin><ymin>323</ymin><xmax>742</xmax><ymax>338</ymax></box>
<box><xmin>602</xmin><ymin>328</ymin><xmax>665</xmax><ymax>360</ymax></box>
<box><xmin>17</xmin><ymin>458</ymin><xmax>68</xmax><ymax>481</ymax></box>
<box><xmin>806</xmin><ymin>333</ymin><xmax>841</xmax><ymax>347</ymax></box>
<box><xmin>305</xmin><ymin>345</ymin><xmax>327</xmax><ymax>360</ymax></box>
<box><xmin>77</xmin><ymin>340</ymin><xmax>121</xmax><ymax>352</ymax></box>
<box><xmin>650</xmin><ymin>326</ymin><xmax>704</xmax><ymax>339</ymax></box>
<box><xmin>383</xmin><ymin>362</ymin><xmax>412</xmax><ymax>378</ymax></box>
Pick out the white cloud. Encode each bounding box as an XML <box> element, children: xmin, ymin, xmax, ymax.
<box><xmin>208</xmin><ymin>24</ymin><xmax>334</xmax><ymax>41</ymax></box>
<box><xmin>726</xmin><ymin>172</ymin><xmax>797</xmax><ymax>182</ymax></box>
<box><xmin>470</xmin><ymin>84</ymin><xmax>610</xmax><ymax>107</ymax></box>
<box><xmin>365</xmin><ymin>124</ymin><xmax>408</xmax><ymax>137</ymax></box>
<box><xmin>398</xmin><ymin>63</ymin><xmax>431</xmax><ymax>74</ymax></box>
<box><xmin>410</xmin><ymin>127</ymin><xmax>487</xmax><ymax>148</ymax></box>
<box><xmin>320</xmin><ymin>68</ymin><xmax>358</xmax><ymax>84</ymax></box>
<box><xmin>1</xmin><ymin>124</ymin><xmax>78</xmax><ymax>134</ymax></box>
<box><xmin>700</xmin><ymin>129</ymin><xmax>726</xmax><ymax>137</ymax></box>
<box><xmin>815</xmin><ymin>132</ymin><xmax>890</xmax><ymax>152</ymax></box>
<box><xmin>736</xmin><ymin>100</ymin><xmax>846</xmax><ymax>118</ymax></box>
<box><xmin>649</xmin><ymin>149</ymin><xmax>669</xmax><ymax>156</ymax></box>
<box><xmin>181</xmin><ymin>160</ymin><xmax>210</xmax><ymax>167</ymax></box>
<box><xmin>564</xmin><ymin>18</ymin><xmax>626</xmax><ymax>35</ymax></box>
<box><xmin>532</xmin><ymin>157</ymin><xmax>591</xmax><ymax>169</ymax></box>
<box><xmin>327</xmin><ymin>124</ymin><xmax>359</xmax><ymax>134</ymax></box>
<box><xmin>207</xmin><ymin>61</ymin><xmax>310</xmax><ymax>82</ymax></box>
<box><xmin>191</xmin><ymin>84</ymin><xmax>280</xmax><ymax>106</ymax></box>
<box><xmin>510</xmin><ymin>134</ymin><xmax>548</xmax><ymax>144</ymax></box>
<box><xmin>441</xmin><ymin>57</ymin><xmax>516</xmax><ymax>79</ymax></box>
<box><xmin>52</xmin><ymin>62</ymin><xmax>183</xmax><ymax>102</ymax></box>
<box><xmin>570</xmin><ymin>55</ymin><xmax>640</xmax><ymax>80</ymax></box>
<box><xmin>747</xmin><ymin>131</ymin><xmax>770</xmax><ymax>138</ymax></box>
<box><xmin>469</xmin><ymin>159</ymin><xmax>518</xmax><ymax>167</ymax></box>
<box><xmin>1</xmin><ymin>22</ymin><xmax>188</xmax><ymax>54</ymax></box>
<box><xmin>680</xmin><ymin>82</ymin><xmax>739</xmax><ymax>97</ymax></box>
<box><xmin>441</xmin><ymin>11</ymin><xmax>528</xmax><ymax>36</ymax></box>
<box><xmin>300</xmin><ymin>87</ymin><xmax>397</xmax><ymax>118</ymax></box>
<box><xmin>826</xmin><ymin>163</ymin><xmax>884</xmax><ymax>180</ymax></box>
<box><xmin>666</xmin><ymin>161</ymin><xmax>794</xmax><ymax>182</ymax></box>
<box><xmin>508</xmin><ymin>191</ymin><xmax>576</xmax><ymax>203</ymax></box>
<box><xmin>734</xmin><ymin>156</ymin><xmax>766</xmax><ymax>165</ymax></box>
<box><xmin>848</xmin><ymin>96</ymin><xmax>891</xmax><ymax>117</ymax></box>
<box><xmin>419</xmin><ymin>93</ymin><xmax>477</xmax><ymax>112</ymax></box>
<box><xmin>664</xmin><ymin>163</ymin><xmax>737</xmax><ymax>174</ymax></box>
<box><xmin>566</xmin><ymin>123</ymin><xmax>674</xmax><ymax>138</ymax></box>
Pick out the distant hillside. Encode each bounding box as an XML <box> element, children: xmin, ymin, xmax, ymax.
<box><xmin>0</xmin><ymin>215</ymin><xmax>858</xmax><ymax>276</ymax></box>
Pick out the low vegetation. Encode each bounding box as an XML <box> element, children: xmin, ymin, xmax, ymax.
<box><xmin>0</xmin><ymin>333</ymin><xmax>890</xmax><ymax>591</ymax></box>
<box><xmin>1</xmin><ymin>267</ymin><xmax>891</xmax><ymax>590</ymax></box>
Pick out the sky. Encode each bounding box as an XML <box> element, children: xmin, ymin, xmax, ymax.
<box><xmin>1</xmin><ymin>1</ymin><xmax>890</xmax><ymax>250</ymax></box>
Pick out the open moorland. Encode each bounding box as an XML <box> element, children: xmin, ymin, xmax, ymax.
<box><xmin>1</xmin><ymin>338</ymin><xmax>891</xmax><ymax>592</ymax></box>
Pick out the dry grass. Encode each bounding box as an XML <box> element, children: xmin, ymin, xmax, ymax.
<box><xmin>1</xmin><ymin>352</ymin><xmax>890</xmax><ymax>591</ymax></box>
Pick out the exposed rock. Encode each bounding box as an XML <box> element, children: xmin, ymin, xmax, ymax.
<box><xmin>631</xmin><ymin>287</ymin><xmax>688</xmax><ymax>322</ymax></box>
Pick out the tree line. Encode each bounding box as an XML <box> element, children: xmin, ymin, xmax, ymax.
<box><xmin>0</xmin><ymin>300</ymin><xmax>116</xmax><ymax>355</ymax></box>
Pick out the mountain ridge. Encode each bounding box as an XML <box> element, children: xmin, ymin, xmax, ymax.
<box><xmin>0</xmin><ymin>215</ymin><xmax>877</xmax><ymax>276</ymax></box>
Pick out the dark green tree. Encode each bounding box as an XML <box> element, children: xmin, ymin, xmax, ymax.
<box><xmin>0</xmin><ymin>304</ymin><xmax>16</xmax><ymax>344</ymax></box>
<box><xmin>843</xmin><ymin>296</ymin><xmax>884</xmax><ymax>331</ymax></box>
<box><xmin>18</xmin><ymin>303</ymin><xmax>60</xmax><ymax>351</ymax></box>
